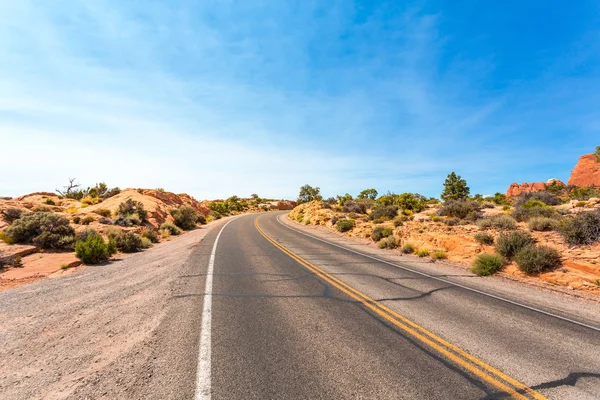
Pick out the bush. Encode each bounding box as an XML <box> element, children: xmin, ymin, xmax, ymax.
<box><xmin>569</xmin><ymin>186</ymin><xmax>600</xmax><ymax>201</ymax></box>
<box><xmin>94</xmin><ymin>209</ymin><xmax>112</xmax><ymax>218</ymax></box>
<box><xmin>336</xmin><ymin>219</ymin><xmax>355</xmax><ymax>232</ymax></box>
<box><xmin>443</xmin><ymin>218</ymin><xmax>459</xmax><ymax>226</ymax></box>
<box><xmin>477</xmin><ymin>214</ymin><xmax>517</xmax><ymax>230</ymax></box>
<box><xmin>437</xmin><ymin>200</ymin><xmax>482</xmax><ymax>220</ymax></box>
<box><xmin>558</xmin><ymin>211</ymin><xmax>600</xmax><ymax>245</ymax></box>
<box><xmin>115</xmin><ymin>199</ymin><xmax>147</xmax><ymax>226</ymax></box>
<box><xmin>515</xmin><ymin>245</ymin><xmax>562</xmax><ymax>274</ymax></box>
<box><xmin>141</xmin><ymin>228</ymin><xmax>160</xmax><ymax>243</ymax></box>
<box><xmin>72</xmin><ymin>216</ymin><xmax>81</xmax><ymax>224</ymax></box>
<box><xmin>512</xmin><ymin>204</ymin><xmax>558</xmax><ymax>222</ymax></box>
<box><xmin>377</xmin><ymin>235</ymin><xmax>399</xmax><ymax>249</ymax></box>
<box><xmin>170</xmin><ymin>206</ymin><xmax>199</xmax><ymax>230</ymax></box>
<box><xmin>596</xmin><ymin>145</ymin><xmax>600</xmax><ymax>162</ymax></box>
<box><xmin>114</xmin><ymin>231</ymin><xmax>144</xmax><ymax>253</ymax></box>
<box><xmin>401</xmin><ymin>243</ymin><xmax>415</xmax><ymax>254</ymax></box>
<box><xmin>393</xmin><ymin>217</ymin><xmax>404</xmax><ymax>227</ymax></box>
<box><xmin>515</xmin><ymin>192</ymin><xmax>562</xmax><ymax>207</ymax></box>
<box><xmin>416</xmin><ymin>248</ymin><xmax>430</xmax><ymax>257</ymax></box>
<box><xmin>474</xmin><ymin>232</ymin><xmax>495</xmax><ymax>245</ymax></box>
<box><xmin>296</xmin><ymin>213</ymin><xmax>304</xmax><ymax>223</ymax></box>
<box><xmin>160</xmin><ymin>222</ymin><xmax>182</xmax><ymax>236</ymax></box>
<box><xmin>75</xmin><ymin>232</ymin><xmax>116</xmax><ymax>264</ymax></box>
<box><xmin>140</xmin><ymin>237</ymin><xmax>153</xmax><ymax>249</ymax></box>
<box><xmin>44</xmin><ymin>199</ymin><xmax>56</xmax><ymax>206</ymax></box>
<box><xmin>4</xmin><ymin>212</ymin><xmax>75</xmax><ymax>249</ymax></box>
<box><xmin>369</xmin><ymin>205</ymin><xmax>398</xmax><ymax>221</ymax></box>
<box><xmin>432</xmin><ymin>250</ymin><xmax>447</xmax><ymax>260</ymax></box>
<box><xmin>528</xmin><ymin>217</ymin><xmax>559</xmax><ymax>232</ymax></box>
<box><xmin>495</xmin><ymin>230</ymin><xmax>535</xmax><ymax>260</ymax></box>
<box><xmin>33</xmin><ymin>205</ymin><xmax>52</xmax><ymax>213</ymax></box>
<box><xmin>81</xmin><ymin>216</ymin><xmax>94</xmax><ymax>225</ymax></box>
<box><xmin>372</xmin><ymin>226</ymin><xmax>393</xmax><ymax>242</ymax></box>
<box><xmin>197</xmin><ymin>214</ymin><xmax>207</xmax><ymax>225</ymax></box>
<box><xmin>342</xmin><ymin>200</ymin><xmax>368</xmax><ymax>214</ymax></box>
<box><xmin>2</xmin><ymin>208</ymin><xmax>23</xmax><ymax>223</ymax></box>
<box><xmin>471</xmin><ymin>253</ymin><xmax>504</xmax><ymax>276</ymax></box>
<box><xmin>396</xmin><ymin>193</ymin><xmax>426</xmax><ymax>212</ymax></box>
<box><xmin>0</xmin><ymin>231</ymin><xmax>15</xmax><ymax>244</ymax></box>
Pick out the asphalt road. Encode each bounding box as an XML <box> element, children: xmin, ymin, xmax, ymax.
<box><xmin>1</xmin><ymin>212</ymin><xmax>599</xmax><ymax>399</ymax></box>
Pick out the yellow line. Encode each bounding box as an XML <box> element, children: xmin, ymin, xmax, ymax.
<box><xmin>254</xmin><ymin>216</ymin><xmax>547</xmax><ymax>400</ymax></box>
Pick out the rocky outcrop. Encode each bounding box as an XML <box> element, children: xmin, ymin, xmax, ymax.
<box><xmin>568</xmin><ymin>154</ymin><xmax>600</xmax><ymax>188</ymax></box>
<box><xmin>506</xmin><ymin>179</ymin><xmax>565</xmax><ymax>197</ymax></box>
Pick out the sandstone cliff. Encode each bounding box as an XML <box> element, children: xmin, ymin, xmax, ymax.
<box><xmin>568</xmin><ymin>154</ymin><xmax>600</xmax><ymax>187</ymax></box>
<box><xmin>506</xmin><ymin>179</ymin><xmax>564</xmax><ymax>197</ymax></box>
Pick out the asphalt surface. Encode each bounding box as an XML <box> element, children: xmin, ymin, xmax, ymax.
<box><xmin>1</xmin><ymin>212</ymin><xmax>599</xmax><ymax>399</ymax></box>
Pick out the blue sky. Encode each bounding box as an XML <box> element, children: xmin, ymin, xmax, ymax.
<box><xmin>1</xmin><ymin>1</ymin><xmax>599</xmax><ymax>200</ymax></box>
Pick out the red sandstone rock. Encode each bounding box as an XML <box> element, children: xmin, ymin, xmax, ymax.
<box><xmin>568</xmin><ymin>154</ymin><xmax>600</xmax><ymax>187</ymax></box>
<box><xmin>506</xmin><ymin>179</ymin><xmax>565</xmax><ymax>197</ymax></box>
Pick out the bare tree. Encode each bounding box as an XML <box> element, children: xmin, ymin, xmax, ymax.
<box><xmin>56</xmin><ymin>178</ymin><xmax>81</xmax><ymax>197</ymax></box>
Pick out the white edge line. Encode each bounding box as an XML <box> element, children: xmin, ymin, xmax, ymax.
<box><xmin>195</xmin><ymin>217</ymin><xmax>238</xmax><ymax>400</ymax></box>
<box><xmin>276</xmin><ymin>214</ymin><xmax>600</xmax><ymax>333</ymax></box>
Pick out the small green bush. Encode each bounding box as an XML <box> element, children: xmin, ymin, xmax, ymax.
<box><xmin>558</xmin><ymin>211</ymin><xmax>600</xmax><ymax>245</ymax></box>
<box><xmin>75</xmin><ymin>232</ymin><xmax>116</xmax><ymax>264</ymax></box>
<box><xmin>377</xmin><ymin>235</ymin><xmax>399</xmax><ymax>249</ymax></box>
<box><xmin>512</xmin><ymin>204</ymin><xmax>558</xmax><ymax>222</ymax></box>
<box><xmin>72</xmin><ymin>216</ymin><xmax>81</xmax><ymax>224</ymax></box>
<box><xmin>515</xmin><ymin>245</ymin><xmax>561</xmax><ymax>274</ymax></box>
<box><xmin>336</xmin><ymin>219</ymin><xmax>355</xmax><ymax>232</ymax></box>
<box><xmin>471</xmin><ymin>253</ymin><xmax>504</xmax><ymax>276</ymax></box>
<box><xmin>474</xmin><ymin>232</ymin><xmax>494</xmax><ymax>245</ymax></box>
<box><xmin>515</xmin><ymin>192</ymin><xmax>561</xmax><ymax>207</ymax></box>
<box><xmin>437</xmin><ymin>200</ymin><xmax>482</xmax><ymax>221</ymax></box>
<box><xmin>5</xmin><ymin>212</ymin><xmax>75</xmax><ymax>249</ymax></box>
<box><xmin>495</xmin><ymin>230</ymin><xmax>535</xmax><ymax>260</ymax></box>
<box><xmin>44</xmin><ymin>199</ymin><xmax>56</xmax><ymax>205</ymax></box>
<box><xmin>197</xmin><ymin>214</ymin><xmax>207</xmax><ymax>225</ymax></box>
<box><xmin>401</xmin><ymin>243</ymin><xmax>415</xmax><ymax>254</ymax></box>
<box><xmin>477</xmin><ymin>214</ymin><xmax>517</xmax><ymax>230</ymax></box>
<box><xmin>595</xmin><ymin>145</ymin><xmax>600</xmax><ymax>162</ymax></box>
<box><xmin>0</xmin><ymin>231</ymin><xmax>16</xmax><ymax>244</ymax></box>
<box><xmin>140</xmin><ymin>237</ymin><xmax>153</xmax><ymax>249</ymax></box>
<box><xmin>33</xmin><ymin>205</ymin><xmax>52</xmax><ymax>213</ymax></box>
<box><xmin>94</xmin><ymin>209</ymin><xmax>112</xmax><ymax>218</ymax></box>
<box><xmin>115</xmin><ymin>199</ymin><xmax>147</xmax><ymax>226</ymax></box>
<box><xmin>296</xmin><ymin>213</ymin><xmax>304</xmax><ymax>223</ymax></box>
<box><xmin>416</xmin><ymin>248</ymin><xmax>430</xmax><ymax>257</ymax></box>
<box><xmin>81</xmin><ymin>216</ymin><xmax>94</xmax><ymax>225</ymax></box>
<box><xmin>342</xmin><ymin>200</ymin><xmax>367</xmax><ymax>214</ymax></box>
<box><xmin>431</xmin><ymin>216</ymin><xmax>443</xmax><ymax>223</ymax></box>
<box><xmin>2</xmin><ymin>208</ymin><xmax>23</xmax><ymax>223</ymax></box>
<box><xmin>575</xmin><ymin>201</ymin><xmax>587</xmax><ymax>208</ymax></box>
<box><xmin>141</xmin><ymin>228</ymin><xmax>160</xmax><ymax>243</ymax></box>
<box><xmin>393</xmin><ymin>217</ymin><xmax>404</xmax><ymax>227</ymax></box>
<box><xmin>170</xmin><ymin>206</ymin><xmax>199</xmax><ymax>230</ymax></box>
<box><xmin>372</xmin><ymin>226</ymin><xmax>393</xmax><ymax>242</ymax></box>
<box><xmin>114</xmin><ymin>231</ymin><xmax>144</xmax><ymax>253</ymax></box>
<box><xmin>528</xmin><ymin>217</ymin><xmax>558</xmax><ymax>232</ymax></box>
<box><xmin>432</xmin><ymin>250</ymin><xmax>447</xmax><ymax>260</ymax></box>
<box><xmin>369</xmin><ymin>205</ymin><xmax>399</xmax><ymax>221</ymax></box>
<box><xmin>160</xmin><ymin>222</ymin><xmax>182</xmax><ymax>236</ymax></box>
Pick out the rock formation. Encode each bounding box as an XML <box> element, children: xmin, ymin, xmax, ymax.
<box><xmin>506</xmin><ymin>179</ymin><xmax>565</xmax><ymax>197</ymax></box>
<box><xmin>568</xmin><ymin>154</ymin><xmax>600</xmax><ymax>188</ymax></box>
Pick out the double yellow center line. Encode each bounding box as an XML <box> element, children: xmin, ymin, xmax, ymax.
<box><xmin>254</xmin><ymin>216</ymin><xmax>546</xmax><ymax>400</ymax></box>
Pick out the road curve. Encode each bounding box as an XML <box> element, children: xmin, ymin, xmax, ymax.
<box><xmin>1</xmin><ymin>212</ymin><xmax>599</xmax><ymax>399</ymax></box>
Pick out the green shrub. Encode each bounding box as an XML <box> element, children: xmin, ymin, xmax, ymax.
<box><xmin>528</xmin><ymin>217</ymin><xmax>558</xmax><ymax>232</ymax></box>
<box><xmin>33</xmin><ymin>205</ymin><xmax>52</xmax><ymax>213</ymax></box>
<box><xmin>197</xmin><ymin>214</ymin><xmax>207</xmax><ymax>225</ymax></box>
<box><xmin>2</xmin><ymin>208</ymin><xmax>23</xmax><ymax>223</ymax></box>
<box><xmin>596</xmin><ymin>145</ymin><xmax>600</xmax><ymax>162</ymax></box>
<box><xmin>0</xmin><ymin>231</ymin><xmax>16</xmax><ymax>244</ymax></box>
<box><xmin>393</xmin><ymin>217</ymin><xmax>404</xmax><ymax>227</ymax></box>
<box><xmin>81</xmin><ymin>216</ymin><xmax>94</xmax><ymax>225</ymax></box>
<box><xmin>512</xmin><ymin>204</ymin><xmax>558</xmax><ymax>222</ymax></box>
<box><xmin>474</xmin><ymin>232</ymin><xmax>494</xmax><ymax>245</ymax></box>
<box><xmin>141</xmin><ymin>228</ymin><xmax>160</xmax><ymax>243</ymax></box>
<box><xmin>372</xmin><ymin>226</ymin><xmax>393</xmax><ymax>242</ymax></box>
<box><xmin>515</xmin><ymin>192</ymin><xmax>561</xmax><ymax>207</ymax></box>
<box><xmin>569</xmin><ymin>186</ymin><xmax>600</xmax><ymax>201</ymax></box>
<box><xmin>477</xmin><ymin>214</ymin><xmax>517</xmax><ymax>230</ymax></box>
<box><xmin>296</xmin><ymin>213</ymin><xmax>304</xmax><ymax>223</ymax></box>
<box><xmin>44</xmin><ymin>199</ymin><xmax>56</xmax><ymax>206</ymax></box>
<box><xmin>401</xmin><ymin>243</ymin><xmax>415</xmax><ymax>254</ymax></box>
<box><xmin>4</xmin><ymin>212</ymin><xmax>75</xmax><ymax>249</ymax></box>
<box><xmin>94</xmin><ymin>209</ymin><xmax>112</xmax><ymax>218</ymax></box>
<box><xmin>431</xmin><ymin>216</ymin><xmax>443</xmax><ymax>223</ymax></box>
<box><xmin>115</xmin><ymin>199</ymin><xmax>147</xmax><ymax>226</ymax></box>
<box><xmin>140</xmin><ymin>237</ymin><xmax>153</xmax><ymax>249</ymax></box>
<box><xmin>471</xmin><ymin>253</ymin><xmax>504</xmax><ymax>276</ymax></box>
<box><xmin>160</xmin><ymin>222</ymin><xmax>182</xmax><ymax>236</ymax></box>
<box><xmin>395</xmin><ymin>193</ymin><xmax>426</xmax><ymax>212</ymax></box>
<box><xmin>416</xmin><ymin>248</ymin><xmax>430</xmax><ymax>257</ymax></box>
<box><xmin>342</xmin><ymin>200</ymin><xmax>367</xmax><ymax>214</ymax></box>
<box><xmin>437</xmin><ymin>200</ymin><xmax>482</xmax><ymax>220</ymax></box>
<box><xmin>558</xmin><ymin>211</ymin><xmax>600</xmax><ymax>245</ymax></box>
<box><xmin>432</xmin><ymin>250</ymin><xmax>447</xmax><ymax>260</ymax></box>
<box><xmin>72</xmin><ymin>216</ymin><xmax>81</xmax><ymax>224</ymax></box>
<box><xmin>373</xmin><ymin>218</ymin><xmax>384</xmax><ymax>224</ymax></box>
<box><xmin>495</xmin><ymin>230</ymin><xmax>535</xmax><ymax>260</ymax></box>
<box><xmin>170</xmin><ymin>206</ymin><xmax>199</xmax><ymax>230</ymax></box>
<box><xmin>515</xmin><ymin>245</ymin><xmax>562</xmax><ymax>274</ymax></box>
<box><xmin>377</xmin><ymin>235</ymin><xmax>399</xmax><ymax>249</ymax></box>
<box><xmin>336</xmin><ymin>219</ymin><xmax>355</xmax><ymax>232</ymax></box>
<box><xmin>75</xmin><ymin>232</ymin><xmax>116</xmax><ymax>264</ymax></box>
<box><xmin>114</xmin><ymin>231</ymin><xmax>144</xmax><ymax>253</ymax></box>
<box><xmin>369</xmin><ymin>205</ymin><xmax>399</xmax><ymax>221</ymax></box>
<box><xmin>443</xmin><ymin>218</ymin><xmax>459</xmax><ymax>226</ymax></box>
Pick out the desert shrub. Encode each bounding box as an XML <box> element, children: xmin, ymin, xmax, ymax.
<box><xmin>396</xmin><ymin>193</ymin><xmax>426</xmax><ymax>212</ymax></box>
<box><xmin>75</xmin><ymin>232</ymin><xmax>116</xmax><ymax>264</ymax></box>
<box><xmin>515</xmin><ymin>245</ymin><xmax>562</xmax><ymax>274</ymax></box>
<box><xmin>401</xmin><ymin>243</ymin><xmax>415</xmax><ymax>254</ymax></box>
<box><xmin>115</xmin><ymin>199</ymin><xmax>147</xmax><ymax>226</ymax></box>
<box><xmin>558</xmin><ymin>211</ymin><xmax>600</xmax><ymax>245</ymax></box>
<box><xmin>33</xmin><ymin>205</ymin><xmax>52</xmax><ymax>213</ymax></box>
<box><xmin>114</xmin><ymin>231</ymin><xmax>144</xmax><ymax>253</ymax></box>
<box><xmin>0</xmin><ymin>231</ymin><xmax>16</xmax><ymax>244</ymax></box>
<box><xmin>515</xmin><ymin>192</ymin><xmax>562</xmax><ymax>207</ymax></box>
<box><xmin>197</xmin><ymin>214</ymin><xmax>207</xmax><ymax>225</ymax></box>
<box><xmin>528</xmin><ymin>217</ymin><xmax>558</xmax><ymax>232</ymax></box>
<box><xmin>81</xmin><ymin>216</ymin><xmax>94</xmax><ymax>225</ymax></box>
<box><xmin>209</xmin><ymin>211</ymin><xmax>222</xmax><ymax>220</ymax></box>
<box><xmin>431</xmin><ymin>216</ymin><xmax>443</xmax><ymax>223</ymax></box>
<box><xmin>432</xmin><ymin>250</ymin><xmax>447</xmax><ymax>260</ymax></box>
<box><xmin>443</xmin><ymin>218</ymin><xmax>459</xmax><ymax>226</ymax></box>
<box><xmin>160</xmin><ymin>222</ymin><xmax>182</xmax><ymax>236</ymax></box>
<box><xmin>72</xmin><ymin>216</ymin><xmax>81</xmax><ymax>224</ymax></box>
<box><xmin>81</xmin><ymin>196</ymin><xmax>102</xmax><ymax>205</ymax></box>
<box><xmin>2</xmin><ymin>208</ymin><xmax>23</xmax><ymax>223</ymax></box>
<box><xmin>170</xmin><ymin>206</ymin><xmax>199</xmax><ymax>230</ymax></box>
<box><xmin>369</xmin><ymin>205</ymin><xmax>398</xmax><ymax>221</ymax></box>
<box><xmin>336</xmin><ymin>219</ymin><xmax>355</xmax><ymax>232</ymax></box>
<box><xmin>437</xmin><ymin>200</ymin><xmax>482</xmax><ymax>221</ymax></box>
<box><xmin>75</xmin><ymin>228</ymin><xmax>99</xmax><ymax>243</ymax></box>
<box><xmin>477</xmin><ymin>214</ymin><xmax>517</xmax><ymax>230</ymax></box>
<box><xmin>372</xmin><ymin>227</ymin><xmax>393</xmax><ymax>242</ymax></box>
<box><xmin>296</xmin><ymin>213</ymin><xmax>304</xmax><ymax>223</ymax></box>
<box><xmin>416</xmin><ymin>248</ymin><xmax>430</xmax><ymax>257</ymax></box>
<box><xmin>98</xmin><ymin>218</ymin><xmax>112</xmax><ymax>225</ymax></box>
<box><xmin>482</xmin><ymin>202</ymin><xmax>495</xmax><ymax>209</ymax></box>
<box><xmin>495</xmin><ymin>230</ymin><xmax>535</xmax><ymax>260</ymax></box>
<box><xmin>140</xmin><ymin>237</ymin><xmax>153</xmax><ymax>249</ymax></box>
<box><xmin>378</xmin><ymin>235</ymin><xmax>399</xmax><ymax>249</ymax></box>
<box><xmin>512</xmin><ymin>203</ymin><xmax>558</xmax><ymax>222</ymax></box>
<box><xmin>94</xmin><ymin>209</ymin><xmax>112</xmax><ymax>218</ymax></box>
<box><xmin>393</xmin><ymin>217</ymin><xmax>404</xmax><ymax>227</ymax></box>
<box><xmin>141</xmin><ymin>228</ymin><xmax>160</xmax><ymax>243</ymax></box>
<box><xmin>5</xmin><ymin>212</ymin><xmax>75</xmax><ymax>249</ymax></box>
<box><xmin>471</xmin><ymin>253</ymin><xmax>504</xmax><ymax>276</ymax></box>
<box><xmin>342</xmin><ymin>200</ymin><xmax>367</xmax><ymax>214</ymax></box>
<box><xmin>44</xmin><ymin>199</ymin><xmax>56</xmax><ymax>205</ymax></box>
<box><xmin>373</xmin><ymin>218</ymin><xmax>383</xmax><ymax>224</ymax></box>
<box><xmin>596</xmin><ymin>145</ymin><xmax>600</xmax><ymax>162</ymax></box>
<box><xmin>474</xmin><ymin>232</ymin><xmax>495</xmax><ymax>245</ymax></box>
<box><xmin>569</xmin><ymin>186</ymin><xmax>600</xmax><ymax>201</ymax></box>
<box><xmin>575</xmin><ymin>201</ymin><xmax>587</xmax><ymax>208</ymax></box>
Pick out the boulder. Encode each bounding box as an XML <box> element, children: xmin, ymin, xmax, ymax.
<box><xmin>568</xmin><ymin>154</ymin><xmax>600</xmax><ymax>188</ymax></box>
